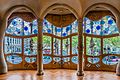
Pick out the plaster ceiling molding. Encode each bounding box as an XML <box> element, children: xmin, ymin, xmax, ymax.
<box><xmin>45</xmin><ymin>7</ymin><xmax>76</xmax><ymax>27</ymax></box>
<box><xmin>45</xmin><ymin>14</ymin><xmax>76</xmax><ymax>27</ymax></box>
<box><xmin>40</xmin><ymin>1</ymin><xmax>80</xmax><ymax>19</ymax></box>
<box><xmin>8</xmin><ymin>12</ymin><xmax>36</xmax><ymax>23</ymax></box>
<box><xmin>86</xmin><ymin>11</ymin><xmax>115</xmax><ymax>21</ymax></box>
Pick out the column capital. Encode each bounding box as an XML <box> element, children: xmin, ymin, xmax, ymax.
<box><xmin>77</xmin><ymin>18</ymin><xmax>83</xmax><ymax>24</ymax></box>
<box><xmin>37</xmin><ymin>18</ymin><xmax>43</xmax><ymax>27</ymax></box>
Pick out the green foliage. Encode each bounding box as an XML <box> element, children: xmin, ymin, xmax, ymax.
<box><xmin>43</xmin><ymin>36</ymin><xmax>51</xmax><ymax>44</ymax></box>
<box><xmin>104</xmin><ymin>36</ymin><xmax>120</xmax><ymax>48</ymax></box>
<box><xmin>72</xmin><ymin>36</ymin><xmax>78</xmax><ymax>47</ymax></box>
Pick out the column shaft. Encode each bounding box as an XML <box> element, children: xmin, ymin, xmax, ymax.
<box><xmin>77</xmin><ymin>19</ymin><xmax>84</xmax><ymax>76</ymax></box>
<box><xmin>0</xmin><ymin>18</ymin><xmax>8</xmax><ymax>74</ymax></box>
<box><xmin>37</xmin><ymin>18</ymin><xmax>44</xmax><ymax>75</ymax></box>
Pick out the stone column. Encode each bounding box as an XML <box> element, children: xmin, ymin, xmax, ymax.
<box><xmin>37</xmin><ymin>18</ymin><xmax>44</xmax><ymax>75</ymax></box>
<box><xmin>77</xmin><ymin>18</ymin><xmax>84</xmax><ymax>76</ymax></box>
<box><xmin>0</xmin><ymin>18</ymin><xmax>8</xmax><ymax>74</ymax></box>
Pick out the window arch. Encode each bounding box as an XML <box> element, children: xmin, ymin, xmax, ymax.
<box><xmin>4</xmin><ymin>17</ymin><xmax>38</xmax><ymax>69</ymax></box>
<box><xmin>84</xmin><ymin>16</ymin><xmax>120</xmax><ymax>71</ymax></box>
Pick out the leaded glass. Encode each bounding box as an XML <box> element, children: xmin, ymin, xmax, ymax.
<box><xmin>72</xmin><ymin>36</ymin><xmax>78</xmax><ymax>54</ymax></box>
<box><xmin>43</xmin><ymin>36</ymin><xmax>51</xmax><ymax>54</ymax></box>
<box><xmin>43</xmin><ymin>19</ymin><xmax>52</xmax><ymax>34</ymax></box>
<box><xmin>24</xmin><ymin>21</ymin><xmax>31</xmax><ymax>35</ymax></box>
<box><xmin>88</xmin><ymin>57</ymin><xmax>100</xmax><ymax>64</ymax></box>
<box><xmin>24</xmin><ymin>37</ymin><xmax>37</xmax><ymax>56</ymax></box>
<box><xmin>102</xmin><ymin>56</ymin><xmax>119</xmax><ymax>65</ymax></box>
<box><xmin>6</xmin><ymin>55</ymin><xmax>22</xmax><ymax>64</ymax></box>
<box><xmin>6</xmin><ymin>17</ymin><xmax>23</xmax><ymax>36</ymax></box>
<box><xmin>62</xmin><ymin>57</ymin><xmax>70</xmax><ymax>62</ymax></box>
<box><xmin>102</xmin><ymin>16</ymin><xmax>119</xmax><ymax>35</ymax></box>
<box><xmin>43</xmin><ymin>56</ymin><xmax>52</xmax><ymax>64</ymax></box>
<box><xmin>53</xmin><ymin>57</ymin><xmax>61</xmax><ymax>62</ymax></box>
<box><xmin>84</xmin><ymin>16</ymin><xmax>119</xmax><ymax>35</ymax></box>
<box><xmin>4</xmin><ymin>37</ymin><xmax>22</xmax><ymax>54</ymax></box>
<box><xmin>32</xmin><ymin>19</ymin><xmax>38</xmax><ymax>34</ymax></box>
<box><xmin>25</xmin><ymin>57</ymin><xmax>36</xmax><ymax>63</ymax></box>
<box><xmin>72</xmin><ymin>20</ymin><xmax>78</xmax><ymax>33</ymax></box>
<box><xmin>62</xmin><ymin>38</ymin><xmax>70</xmax><ymax>56</ymax></box>
<box><xmin>53</xmin><ymin>38</ymin><xmax>61</xmax><ymax>55</ymax></box>
<box><xmin>85</xmin><ymin>18</ymin><xmax>92</xmax><ymax>34</ymax></box>
<box><xmin>103</xmin><ymin>36</ymin><xmax>120</xmax><ymax>54</ymax></box>
<box><xmin>86</xmin><ymin>37</ymin><xmax>101</xmax><ymax>56</ymax></box>
<box><xmin>71</xmin><ymin>56</ymin><xmax>78</xmax><ymax>64</ymax></box>
<box><xmin>93</xmin><ymin>21</ymin><xmax>101</xmax><ymax>35</ymax></box>
<box><xmin>56</xmin><ymin>27</ymin><xmax>62</xmax><ymax>36</ymax></box>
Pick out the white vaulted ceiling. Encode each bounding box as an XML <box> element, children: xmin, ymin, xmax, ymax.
<box><xmin>0</xmin><ymin>0</ymin><xmax>120</xmax><ymax>18</ymax></box>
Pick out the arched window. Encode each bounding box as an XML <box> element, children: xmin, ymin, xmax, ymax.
<box><xmin>42</xmin><ymin>19</ymin><xmax>78</xmax><ymax>68</ymax></box>
<box><xmin>4</xmin><ymin>17</ymin><xmax>79</xmax><ymax>69</ymax></box>
<box><xmin>4</xmin><ymin>17</ymin><xmax>38</xmax><ymax>69</ymax></box>
<box><xmin>84</xmin><ymin>16</ymin><xmax>120</xmax><ymax>71</ymax></box>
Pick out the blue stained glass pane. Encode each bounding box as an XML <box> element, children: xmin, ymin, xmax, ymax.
<box><xmin>12</xmin><ymin>20</ymin><xmax>17</xmax><ymax>26</ymax></box>
<box><xmin>84</xmin><ymin>16</ymin><xmax>119</xmax><ymax>35</ymax></box>
<box><xmin>102</xmin><ymin>56</ymin><xmax>119</xmax><ymax>65</ymax></box>
<box><xmin>56</xmin><ymin>27</ymin><xmax>62</xmax><ymax>36</ymax></box>
<box><xmin>24</xmin><ymin>21</ymin><xmax>31</xmax><ymax>35</ymax></box>
<box><xmin>62</xmin><ymin>32</ymin><xmax>67</xmax><ymax>37</ymax></box>
<box><xmin>43</xmin><ymin>19</ymin><xmax>78</xmax><ymax>37</ymax></box>
<box><xmin>72</xmin><ymin>20</ymin><xmax>78</xmax><ymax>33</ymax></box>
<box><xmin>108</xmin><ymin>19</ymin><xmax>113</xmax><ymax>25</ymax></box>
<box><xmin>71</xmin><ymin>56</ymin><xmax>78</xmax><ymax>64</ymax></box>
<box><xmin>96</xmin><ymin>25</ymin><xmax>101</xmax><ymax>30</ymax></box>
<box><xmin>86</xmin><ymin>29</ymin><xmax>90</xmax><ymax>33</ymax></box>
<box><xmin>6</xmin><ymin>55</ymin><xmax>22</xmax><ymax>64</ymax></box>
<box><xmin>6</xmin><ymin>17</ymin><xmax>23</xmax><ymax>36</ymax></box>
<box><xmin>43</xmin><ymin>56</ymin><xmax>52</xmax><ymax>64</ymax></box>
<box><xmin>101</xmin><ymin>20</ymin><xmax>105</xmax><ymax>24</ymax></box>
<box><xmin>33</xmin><ymin>29</ymin><xmax>38</xmax><ymax>34</ymax></box>
<box><xmin>24</xmin><ymin>37</ymin><xmax>37</xmax><ymax>56</ymax></box>
<box><xmin>32</xmin><ymin>19</ymin><xmax>38</xmax><ymax>34</ymax></box>
<box><xmin>43</xmin><ymin>19</ymin><xmax>52</xmax><ymax>34</ymax></box>
<box><xmin>47</xmin><ymin>29</ymin><xmax>51</xmax><ymax>33</ymax></box>
<box><xmin>57</xmin><ymin>28</ymin><xmax>61</xmax><ymax>32</ymax></box>
<box><xmin>66</xmin><ymin>26</ymin><xmax>71</xmax><ymax>32</ymax></box>
<box><xmin>88</xmin><ymin>57</ymin><xmax>100</xmax><ymax>64</ymax></box>
<box><xmin>24</xmin><ymin>26</ymin><xmax>28</xmax><ymax>31</ymax></box>
<box><xmin>25</xmin><ymin>57</ymin><xmax>36</xmax><ymax>63</ymax></box>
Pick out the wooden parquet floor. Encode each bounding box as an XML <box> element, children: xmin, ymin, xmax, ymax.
<box><xmin>0</xmin><ymin>69</ymin><xmax>120</xmax><ymax>80</ymax></box>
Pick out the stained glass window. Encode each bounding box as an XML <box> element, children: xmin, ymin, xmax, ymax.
<box><xmin>43</xmin><ymin>56</ymin><xmax>52</xmax><ymax>64</ymax></box>
<box><xmin>6</xmin><ymin>55</ymin><xmax>22</xmax><ymax>64</ymax></box>
<box><xmin>6</xmin><ymin>17</ymin><xmax>23</xmax><ymax>36</ymax></box>
<box><xmin>71</xmin><ymin>56</ymin><xmax>78</xmax><ymax>64</ymax></box>
<box><xmin>87</xmin><ymin>57</ymin><xmax>100</xmax><ymax>64</ymax></box>
<box><xmin>43</xmin><ymin>36</ymin><xmax>51</xmax><ymax>54</ymax></box>
<box><xmin>62</xmin><ymin>38</ymin><xmax>70</xmax><ymax>56</ymax></box>
<box><xmin>53</xmin><ymin>38</ymin><xmax>61</xmax><ymax>55</ymax></box>
<box><xmin>72</xmin><ymin>20</ymin><xmax>78</xmax><ymax>33</ymax></box>
<box><xmin>6</xmin><ymin>17</ymin><xmax>38</xmax><ymax>36</ymax></box>
<box><xmin>24</xmin><ymin>21</ymin><xmax>31</xmax><ymax>35</ymax></box>
<box><xmin>32</xmin><ymin>20</ymin><xmax>38</xmax><ymax>34</ymax></box>
<box><xmin>86</xmin><ymin>37</ymin><xmax>101</xmax><ymax>56</ymax></box>
<box><xmin>43</xmin><ymin>19</ymin><xmax>52</xmax><ymax>34</ymax></box>
<box><xmin>103</xmin><ymin>36</ymin><xmax>120</xmax><ymax>54</ymax></box>
<box><xmin>25</xmin><ymin>57</ymin><xmax>36</xmax><ymax>63</ymax></box>
<box><xmin>43</xmin><ymin>19</ymin><xmax>78</xmax><ymax>37</ymax></box>
<box><xmin>24</xmin><ymin>37</ymin><xmax>37</xmax><ymax>56</ymax></box>
<box><xmin>102</xmin><ymin>56</ymin><xmax>119</xmax><ymax>65</ymax></box>
<box><xmin>4</xmin><ymin>37</ymin><xmax>22</xmax><ymax>54</ymax></box>
<box><xmin>72</xmin><ymin>36</ymin><xmax>78</xmax><ymax>54</ymax></box>
<box><xmin>84</xmin><ymin>16</ymin><xmax>119</xmax><ymax>35</ymax></box>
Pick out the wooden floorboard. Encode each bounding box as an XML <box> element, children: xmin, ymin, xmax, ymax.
<box><xmin>0</xmin><ymin>69</ymin><xmax>120</xmax><ymax>80</ymax></box>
